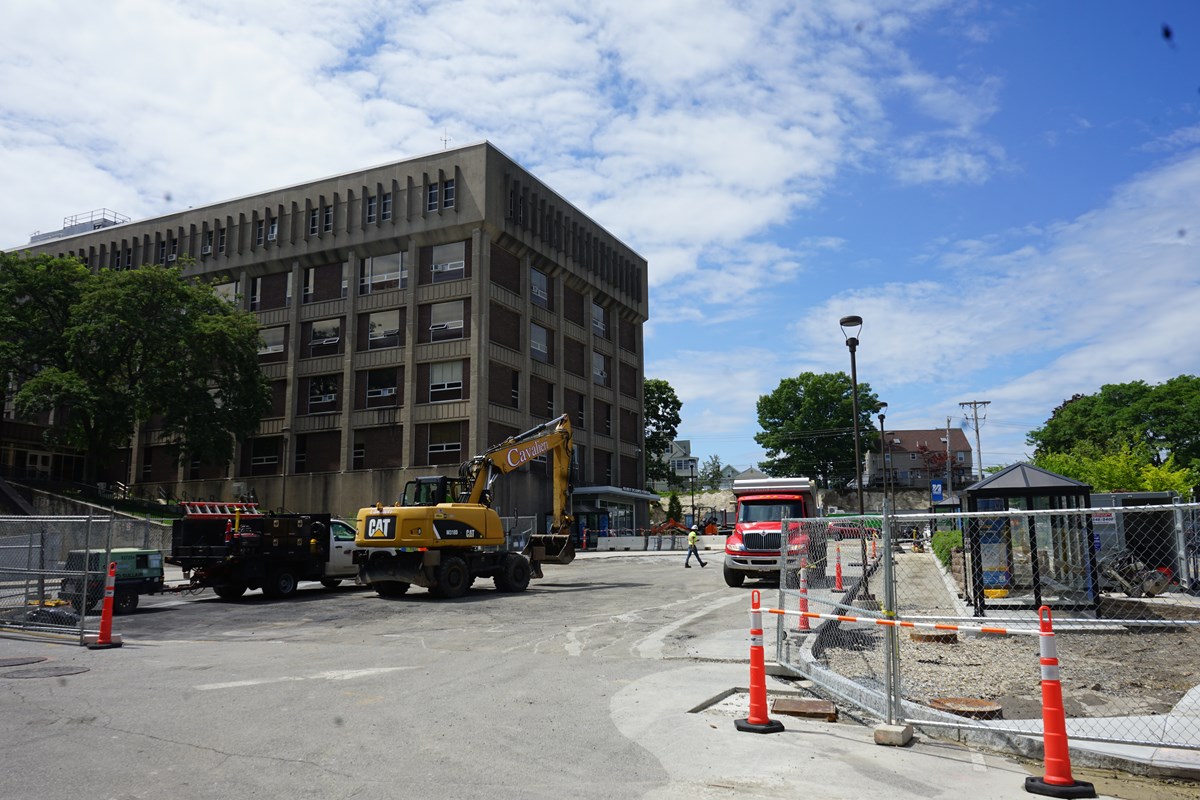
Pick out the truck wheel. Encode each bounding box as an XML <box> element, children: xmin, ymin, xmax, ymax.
<box><xmin>375</xmin><ymin>580</ymin><xmax>409</xmax><ymax>597</ymax></box>
<box><xmin>320</xmin><ymin>579</ymin><xmax>343</xmax><ymax>589</ymax></box>
<box><xmin>263</xmin><ymin>571</ymin><xmax>298</xmax><ymax>598</ymax></box>
<box><xmin>723</xmin><ymin>564</ymin><xmax>746</xmax><ymax>588</ymax></box>
<box><xmin>113</xmin><ymin>589</ymin><xmax>139</xmax><ymax>615</ymax></box>
<box><xmin>494</xmin><ymin>554</ymin><xmax>532</xmax><ymax>593</ymax></box>
<box><xmin>434</xmin><ymin>556</ymin><xmax>470</xmax><ymax>599</ymax></box>
<box><xmin>213</xmin><ymin>583</ymin><xmax>247</xmax><ymax>600</ymax></box>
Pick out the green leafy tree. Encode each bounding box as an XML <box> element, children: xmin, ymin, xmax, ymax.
<box><xmin>755</xmin><ymin>371</ymin><xmax>882</xmax><ymax>489</ymax></box>
<box><xmin>666</xmin><ymin>492</ymin><xmax>684</xmax><ymax>522</ymax></box>
<box><xmin>5</xmin><ymin>255</ymin><xmax>270</xmax><ymax>482</ymax></box>
<box><xmin>1033</xmin><ymin>444</ymin><xmax>1195</xmax><ymax>494</ymax></box>
<box><xmin>643</xmin><ymin>378</ymin><xmax>682</xmax><ymax>486</ymax></box>
<box><xmin>698</xmin><ymin>453</ymin><xmax>724</xmax><ymax>491</ymax></box>
<box><xmin>1028</xmin><ymin>378</ymin><xmax>1200</xmax><ymax>470</ymax></box>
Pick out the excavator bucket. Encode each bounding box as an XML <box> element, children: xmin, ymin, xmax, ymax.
<box><xmin>522</xmin><ymin>534</ymin><xmax>576</xmax><ymax>567</ymax></box>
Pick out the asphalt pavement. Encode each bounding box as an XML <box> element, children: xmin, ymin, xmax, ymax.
<box><xmin>0</xmin><ymin>546</ymin><xmax>1168</xmax><ymax>799</ymax></box>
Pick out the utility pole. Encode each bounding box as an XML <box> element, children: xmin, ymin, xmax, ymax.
<box><xmin>945</xmin><ymin>415</ymin><xmax>952</xmax><ymax>492</ymax></box>
<box><xmin>959</xmin><ymin>400</ymin><xmax>990</xmax><ymax>480</ymax></box>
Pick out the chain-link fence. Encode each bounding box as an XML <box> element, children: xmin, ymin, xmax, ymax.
<box><xmin>773</xmin><ymin>503</ymin><xmax>1200</xmax><ymax>752</ymax></box>
<box><xmin>0</xmin><ymin>515</ymin><xmax>172</xmax><ymax>641</ymax></box>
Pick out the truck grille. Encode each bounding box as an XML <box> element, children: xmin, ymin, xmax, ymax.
<box><xmin>743</xmin><ymin>532</ymin><xmax>781</xmax><ymax>552</ymax></box>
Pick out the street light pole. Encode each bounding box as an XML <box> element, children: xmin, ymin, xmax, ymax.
<box><xmin>840</xmin><ymin>314</ymin><xmax>870</xmax><ymax>600</ymax></box>
<box><xmin>689</xmin><ymin>460</ymin><xmax>696</xmax><ymax>528</ymax></box>
<box><xmin>839</xmin><ymin>315</ymin><xmax>864</xmax><ymax>516</ymax></box>
<box><xmin>877</xmin><ymin>402</ymin><xmax>888</xmax><ymax>512</ymax></box>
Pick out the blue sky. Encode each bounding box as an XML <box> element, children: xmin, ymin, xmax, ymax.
<box><xmin>4</xmin><ymin>1</ymin><xmax>1200</xmax><ymax>474</ymax></box>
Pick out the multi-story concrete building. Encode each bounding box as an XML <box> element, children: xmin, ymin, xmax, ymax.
<box><xmin>7</xmin><ymin>142</ymin><xmax>654</xmax><ymax>532</ymax></box>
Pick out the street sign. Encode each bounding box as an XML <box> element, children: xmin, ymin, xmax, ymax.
<box><xmin>930</xmin><ymin>480</ymin><xmax>944</xmax><ymax>503</ymax></box>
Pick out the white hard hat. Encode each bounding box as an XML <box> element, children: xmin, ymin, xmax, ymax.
<box><xmin>690</xmin><ymin>524</ymin><xmax>699</xmax><ymax>530</ymax></box>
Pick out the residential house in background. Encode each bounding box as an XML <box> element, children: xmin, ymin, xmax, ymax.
<box><xmin>865</xmin><ymin>428</ymin><xmax>974</xmax><ymax>491</ymax></box>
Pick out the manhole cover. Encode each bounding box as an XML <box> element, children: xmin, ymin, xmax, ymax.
<box><xmin>929</xmin><ymin>697</ymin><xmax>1003</xmax><ymax>719</ymax></box>
<box><xmin>2</xmin><ymin>665</ymin><xmax>90</xmax><ymax>679</ymax></box>
<box><xmin>0</xmin><ymin>656</ymin><xmax>47</xmax><ymax>668</ymax></box>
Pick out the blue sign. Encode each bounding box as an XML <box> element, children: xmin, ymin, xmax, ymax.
<box><xmin>930</xmin><ymin>480</ymin><xmax>944</xmax><ymax>503</ymax></box>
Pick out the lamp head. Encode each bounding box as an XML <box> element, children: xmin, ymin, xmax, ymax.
<box><xmin>839</xmin><ymin>315</ymin><xmax>862</xmax><ymax>347</ymax></box>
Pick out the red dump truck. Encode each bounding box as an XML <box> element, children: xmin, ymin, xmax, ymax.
<box><xmin>722</xmin><ymin>477</ymin><xmax>822</xmax><ymax>587</ymax></box>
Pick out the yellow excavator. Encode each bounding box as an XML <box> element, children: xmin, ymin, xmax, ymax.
<box><xmin>353</xmin><ymin>414</ymin><xmax>576</xmax><ymax>599</ymax></box>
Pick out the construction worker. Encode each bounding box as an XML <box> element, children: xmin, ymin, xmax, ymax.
<box><xmin>685</xmin><ymin>524</ymin><xmax>706</xmax><ymax>568</ymax></box>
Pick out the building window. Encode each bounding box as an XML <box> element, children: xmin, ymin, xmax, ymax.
<box><xmin>360</xmin><ymin>252</ymin><xmax>405</xmax><ymax>293</ymax></box>
<box><xmin>430</xmin><ymin>241</ymin><xmax>465</xmax><ymax>283</ymax></box>
<box><xmin>511</xmin><ymin>370</ymin><xmax>520</xmax><ymax>408</ymax></box>
<box><xmin>323</xmin><ymin>204</ymin><xmax>333</xmax><ymax>233</ymax></box>
<box><xmin>531</xmin><ymin>268</ymin><xmax>550</xmax><ymax>309</ymax></box>
<box><xmin>308</xmin><ymin>208</ymin><xmax>320</xmax><ymax>235</ymax></box>
<box><xmin>592</xmin><ymin>352</ymin><xmax>609</xmax><ymax>386</ymax></box>
<box><xmin>443</xmin><ymin>179</ymin><xmax>455</xmax><ymax>208</ymax></box>
<box><xmin>202</xmin><ymin>230</ymin><xmax>214</xmax><ymax>254</ymax></box>
<box><xmin>429</xmin><ymin>301</ymin><xmax>464</xmax><ymax>341</ymax></box>
<box><xmin>530</xmin><ymin>323</ymin><xmax>550</xmax><ymax>363</ymax></box>
<box><xmin>308</xmin><ymin>376</ymin><xmax>338</xmax><ymax>412</ymax></box>
<box><xmin>429</xmin><ymin>360</ymin><xmax>464</xmax><ymax>402</ymax></box>
<box><xmin>256</xmin><ymin>220</ymin><xmax>265</xmax><ymax>246</ymax></box>
<box><xmin>428</xmin><ymin>422</ymin><xmax>462</xmax><ymax>461</ymax></box>
<box><xmin>366</xmin><ymin>195</ymin><xmax>377</xmax><ymax>224</ymax></box>
<box><xmin>217</xmin><ymin>228</ymin><xmax>226</xmax><ymax>254</ymax></box>
<box><xmin>310</xmin><ymin>319</ymin><xmax>340</xmax><ymax>354</ymax></box>
<box><xmin>353</xmin><ymin>438</ymin><xmax>365</xmax><ymax>470</ymax></box>
<box><xmin>158</xmin><ymin>241</ymin><xmax>167</xmax><ymax>264</ymax></box>
<box><xmin>365</xmin><ymin>309</ymin><xmax>401</xmax><ymax>350</ymax></box>
<box><xmin>214</xmin><ymin>281</ymin><xmax>238</xmax><ymax>304</ymax></box>
<box><xmin>592</xmin><ymin>301</ymin><xmax>607</xmax><ymax>338</ymax></box>
<box><xmin>381</xmin><ymin>192</ymin><xmax>393</xmax><ymax>220</ymax></box>
<box><xmin>426</xmin><ymin>183</ymin><xmax>439</xmax><ymax>212</ymax></box>
<box><xmin>124</xmin><ymin>247</ymin><xmax>133</xmax><ymax>267</ymax></box>
<box><xmin>268</xmin><ymin>219</ymin><xmax>278</xmax><ymax>241</ymax></box>
<box><xmin>366</xmin><ymin>369</ymin><xmax>398</xmax><ymax>407</ymax></box>
<box><xmin>258</xmin><ymin>327</ymin><xmax>285</xmax><ymax>357</ymax></box>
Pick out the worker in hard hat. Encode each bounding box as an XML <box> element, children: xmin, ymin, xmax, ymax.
<box><xmin>685</xmin><ymin>524</ymin><xmax>706</xmax><ymax>568</ymax></box>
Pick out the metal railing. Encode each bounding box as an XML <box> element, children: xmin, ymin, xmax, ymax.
<box><xmin>0</xmin><ymin>515</ymin><xmax>172</xmax><ymax>641</ymax></box>
<box><xmin>772</xmin><ymin>503</ymin><xmax>1200</xmax><ymax>752</ymax></box>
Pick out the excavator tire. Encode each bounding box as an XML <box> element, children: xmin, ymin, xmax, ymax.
<box><xmin>433</xmin><ymin>556</ymin><xmax>470</xmax><ymax>599</ymax></box>
<box><xmin>495</xmin><ymin>553</ymin><xmax>532</xmax><ymax>593</ymax></box>
<box><xmin>375</xmin><ymin>581</ymin><xmax>409</xmax><ymax>598</ymax></box>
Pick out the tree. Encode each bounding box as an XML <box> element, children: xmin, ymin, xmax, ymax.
<box><xmin>1027</xmin><ymin>377</ymin><xmax>1200</xmax><ymax>470</ymax></box>
<box><xmin>915</xmin><ymin>443</ymin><xmax>949</xmax><ymax>483</ymax></box>
<box><xmin>666</xmin><ymin>492</ymin><xmax>683</xmax><ymax>523</ymax></box>
<box><xmin>643</xmin><ymin>378</ymin><xmax>682</xmax><ymax>486</ymax></box>
<box><xmin>1033</xmin><ymin>444</ymin><xmax>1194</xmax><ymax>494</ymax></box>
<box><xmin>698</xmin><ymin>453</ymin><xmax>724</xmax><ymax>491</ymax></box>
<box><xmin>754</xmin><ymin>371</ymin><xmax>882</xmax><ymax>489</ymax></box>
<box><xmin>4</xmin><ymin>255</ymin><xmax>270</xmax><ymax>482</ymax></box>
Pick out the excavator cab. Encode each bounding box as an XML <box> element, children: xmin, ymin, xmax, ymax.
<box><xmin>400</xmin><ymin>476</ymin><xmax>465</xmax><ymax>507</ymax></box>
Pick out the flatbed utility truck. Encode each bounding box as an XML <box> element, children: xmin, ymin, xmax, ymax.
<box><xmin>167</xmin><ymin>502</ymin><xmax>359</xmax><ymax>599</ymax></box>
<box><xmin>353</xmin><ymin>414</ymin><xmax>576</xmax><ymax>599</ymax></box>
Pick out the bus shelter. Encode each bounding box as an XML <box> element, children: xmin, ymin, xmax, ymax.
<box><xmin>963</xmin><ymin>463</ymin><xmax>1095</xmax><ymax>616</ymax></box>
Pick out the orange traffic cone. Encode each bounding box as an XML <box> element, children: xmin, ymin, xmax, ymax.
<box><xmin>871</xmin><ymin>538</ymin><xmax>877</xmax><ymax>561</ymax></box>
<box><xmin>832</xmin><ymin>544</ymin><xmax>845</xmax><ymax>593</ymax></box>
<box><xmin>735</xmin><ymin>589</ymin><xmax>784</xmax><ymax>734</ymax></box>
<box><xmin>85</xmin><ymin>561</ymin><xmax>123</xmax><ymax>650</ymax></box>
<box><xmin>1024</xmin><ymin>606</ymin><xmax>1095</xmax><ymax>798</ymax></box>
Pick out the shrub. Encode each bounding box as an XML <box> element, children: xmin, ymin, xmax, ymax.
<box><xmin>931</xmin><ymin>529</ymin><xmax>963</xmax><ymax>568</ymax></box>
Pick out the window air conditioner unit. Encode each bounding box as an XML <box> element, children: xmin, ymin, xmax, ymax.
<box><xmin>267</xmin><ymin>232</ymin><xmax>277</xmax><ymax>241</ymax></box>
<box><xmin>313</xmin><ymin>337</ymin><xmax>340</xmax><ymax>346</ymax></box>
<box><xmin>367</xmin><ymin>387</ymin><xmax>397</xmax><ymax>398</ymax></box>
<box><xmin>312</xmin><ymin>394</ymin><xmax>335</xmax><ymax>403</ymax></box>
<box><xmin>201</xmin><ymin>245</ymin><xmax>213</xmax><ymax>255</ymax></box>
<box><xmin>166</xmin><ymin>254</ymin><xmax>177</xmax><ymax>262</ymax></box>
